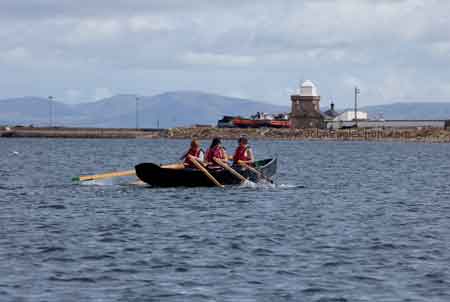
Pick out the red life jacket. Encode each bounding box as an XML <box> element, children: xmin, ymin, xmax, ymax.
<box><xmin>184</xmin><ymin>147</ymin><xmax>202</xmax><ymax>167</ymax></box>
<box><xmin>206</xmin><ymin>146</ymin><xmax>225</xmax><ymax>163</ymax></box>
<box><xmin>233</xmin><ymin>145</ymin><xmax>250</xmax><ymax>163</ymax></box>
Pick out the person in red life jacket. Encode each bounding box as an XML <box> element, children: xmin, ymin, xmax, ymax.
<box><xmin>205</xmin><ymin>137</ymin><xmax>228</xmax><ymax>168</ymax></box>
<box><xmin>233</xmin><ymin>136</ymin><xmax>254</xmax><ymax>165</ymax></box>
<box><xmin>180</xmin><ymin>139</ymin><xmax>205</xmax><ymax>168</ymax></box>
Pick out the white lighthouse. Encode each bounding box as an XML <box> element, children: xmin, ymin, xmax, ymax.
<box><xmin>290</xmin><ymin>80</ymin><xmax>322</xmax><ymax>128</ymax></box>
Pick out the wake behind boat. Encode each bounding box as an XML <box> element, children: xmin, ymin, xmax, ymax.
<box><xmin>135</xmin><ymin>158</ymin><xmax>277</xmax><ymax>187</ymax></box>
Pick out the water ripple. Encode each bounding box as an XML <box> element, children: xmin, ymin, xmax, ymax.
<box><xmin>1</xmin><ymin>139</ymin><xmax>449</xmax><ymax>301</ymax></box>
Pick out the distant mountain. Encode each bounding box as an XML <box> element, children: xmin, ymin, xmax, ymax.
<box><xmin>1</xmin><ymin>93</ymin><xmax>449</xmax><ymax>128</ymax></box>
<box><xmin>0</xmin><ymin>91</ymin><xmax>289</xmax><ymax>128</ymax></box>
<box><xmin>0</xmin><ymin>97</ymin><xmax>79</xmax><ymax>125</ymax></box>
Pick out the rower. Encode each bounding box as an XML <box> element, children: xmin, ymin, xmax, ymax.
<box><xmin>233</xmin><ymin>136</ymin><xmax>254</xmax><ymax>165</ymax></box>
<box><xmin>181</xmin><ymin>139</ymin><xmax>204</xmax><ymax>168</ymax></box>
<box><xmin>205</xmin><ymin>137</ymin><xmax>228</xmax><ymax>168</ymax></box>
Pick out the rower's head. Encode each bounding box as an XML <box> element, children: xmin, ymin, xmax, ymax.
<box><xmin>210</xmin><ymin>137</ymin><xmax>222</xmax><ymax>148</ymax></box>
<box><xmin>191</xmin><ymin>139</ymin><xmax>200</xmax><ymax>149</ymax></box>
<box><xmin>238</xmin><ymin>136</ymin><xmax>248</xmax><ymax>146</ymax></box>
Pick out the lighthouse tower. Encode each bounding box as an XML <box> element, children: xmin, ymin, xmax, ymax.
<box><xmin>290</xmin><ymin>80</ymin><xmax>323</xmax><ymax>128</ymax></box>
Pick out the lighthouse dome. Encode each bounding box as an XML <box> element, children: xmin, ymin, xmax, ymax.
<box><xmin>300</xmin><ymin>80</ymin><xmax>318</xmax><ymax>97</ymax></box>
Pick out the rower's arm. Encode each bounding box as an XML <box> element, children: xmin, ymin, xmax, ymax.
<box><xmin>247</xmin><ymin>148</ymin><xmax>255</xmax><ymax>163</ymax></box>
<box><xmin>198</xmin><ymin>150</ymin><xmax>205</xmax><ymax>162</ymax></box>
<box><xmin>223</xmin><ymin>149</ymin><xmax>230</xmax><ymax>162</ymax></box>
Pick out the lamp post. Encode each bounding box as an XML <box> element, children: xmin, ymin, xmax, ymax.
<box><xmin>48</xmin><ymin>96</ymin><xmax>53</xmax><ymax>127</ymax></box>
<box><xmin>354</xmin><ymin>87</ymin><xmax>360</xmax><ymax>128</ymax></box>
<box><xmin>135</xmin><ymin>96</ymin><xmax>139</xmax><ymax>130</ymax></box>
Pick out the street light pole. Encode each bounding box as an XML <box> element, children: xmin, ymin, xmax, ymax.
<box><xmin>354</xmin><ymin>87</ymin><xmax>360</xmax><ymax>128</ymax></box>
<box><xmin>135</xmin><ymin>96</ymin><xmax>139</xmax><ymax>130</ymax></box>
<box><xmin>48</xmin><ymin>96</ymin><xmax>53</xmax><ymax>127</ymax></box>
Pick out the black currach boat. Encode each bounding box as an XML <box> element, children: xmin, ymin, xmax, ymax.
<box><xmin>135</xmin><ymin>158</ymin><xmax>277</xmax><ymax>187</ymax></box>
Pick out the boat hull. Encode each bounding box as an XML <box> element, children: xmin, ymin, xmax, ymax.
<box><xmin>135</xmin><ymin>158</ymin><xmax>277</xmax><ymax>187</ymax></box>
<box><xmin>232</xmin><ymin>117</ymin><xmax>290</xmax><ymax>128</ymax></box>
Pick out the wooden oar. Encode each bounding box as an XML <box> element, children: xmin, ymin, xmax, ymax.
<box><xmin>213</xmin><ymin>157</ymin><xmax>248</xmax><ymax>184</ymax></box>
<box><xmin>188</xmin><ymin>155</ymin><xmax>224</xmax><ymax>188</ymax></box>
<box><xmin>237</xmin><ymin>160</ymin><xmax>273</xmax><ymax>183</ymax></box>
<box><xmin>160</xmin><ymin>163</ymin><xmax>185</xmax><ymax>169</ymax></box>
<box><xmin>72</xmin><ymin>169</ymin><xmax>135</xmax><ymax>182</ymax></box>
<box><xmin>73</xmin><ymin>162</ymin><xmax>184</xmax><ymax>182</ymax></box>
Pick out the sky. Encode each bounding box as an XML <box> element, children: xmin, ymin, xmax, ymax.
<box><xmin>1</xmin><ymin>0</ymin><xmax>450</xmax><ymax>107</ymax></box>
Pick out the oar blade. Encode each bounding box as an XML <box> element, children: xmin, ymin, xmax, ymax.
<box><xmin>73</xmin><ymin>169</ymin><xmax>135</xmax><ymax>182</ymax></box>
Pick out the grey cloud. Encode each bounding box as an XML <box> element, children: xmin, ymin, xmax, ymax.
<box><xmin>1</xmin><ymin>0</ymin><xmax>450</xmax><ymax>107</ymax></box>
<box><xmin>0</xmin><ymin>0</ymin><xmax>272</xmax><ymax>19</ymax></box>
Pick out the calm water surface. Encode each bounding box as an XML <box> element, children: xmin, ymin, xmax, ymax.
<box><xmin>1</xmin><ymin>138</ymin><xmax>449</xmax><ymax>301</ymax></box>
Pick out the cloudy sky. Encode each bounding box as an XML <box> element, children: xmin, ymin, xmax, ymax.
<box><xmin>1</xmin><ymin>0</ymin><xmax>449</xmax><ymax>107</ymax></box>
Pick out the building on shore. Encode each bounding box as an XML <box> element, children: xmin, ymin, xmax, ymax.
<box><xmin>335</xmin><ymin>110</ymin><xmax>368</xmax><ymax>122</ymax></box>
<box><xmin>215</xmin><ymin>78</ymin><xmax>450</xmax><ymax>130</ymax></box>
<box><xmin>322</xmin><ymin>102</ymin><xmax>340</xmax><ymax>120</ymax></box>
<box><xmin>290</xmin><ymin>80</ymin><xmax>324</xmax><ymax>128</ymax></box>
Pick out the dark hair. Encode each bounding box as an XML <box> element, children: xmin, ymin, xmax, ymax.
<box><xmin>238</xmin><ymin>136</ymin><xmax>248</xmax><ymax>145</ymax></box>
<box><xmin>210</xmin><ymin>137</ymin><xmax>221</xmax><ymax>149</ymax></box>
<box><xmin>191</xmin><ymin>139</ymin><xmax>200</xmax><ymax>149</ymax></box>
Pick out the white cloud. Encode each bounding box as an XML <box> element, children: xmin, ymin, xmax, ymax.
<box><xmin>180</xmin><ymin>52</ymin><xmax>256</xmax><ymax>67</ymax></box>
<box><xmin>1</xmin><ymin>0</ymin><xmax>450</xmax><ymax>105</ymax></box>
<box><xmin>128</xmin><ymin>15</ymin><xmax>174</xmax><ymax>32</ymax></box>
<box><xmin>429</xmin><ymin>42</ymin><xmax>450</xmax><ymax>58</ymax></box>
<box><xmin>66</xmin><ymin>18</ymin><xmax>122</xmax><ymax>44</ymax></box>
<box><xmin>93</xmin><ymin>87</ymin><xmax>114</xmax><ymax>101</ymax></box>
<box><xmin>440</xmin><ymin>82</ymin><xmax>450</xmax><ymax>96</ymax></box>
<box><xmin>0</xmin><ymin>47</ymin><xmax>31</xmax><ymax>63</ymax></box>
<box><xmin>342</xmin><ymin>75</ymin><xmax>364</xmax><ymax>91</ymax></box>
<box><xmin>64</xmin><ymin>89</ymin><xmax>83</xmax><ymax>103</ymax></box>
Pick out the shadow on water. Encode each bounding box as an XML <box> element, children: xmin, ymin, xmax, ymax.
<box><xmin>78</xmin><ymin>178</ymin><xmax>306</xmax><ymax>191</ymax></box>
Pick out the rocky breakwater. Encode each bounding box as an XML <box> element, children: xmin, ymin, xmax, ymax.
<box><xmin>166</xmin><ymin>127</ymin><xmax>450</xmax><ymax>143</ymax></box>
<box><xmin>0</xmin><ymin>127</ymin><xmax>166</xmax><ymax>138</ymax></box>
<box><xmin>2</xmin><ymin>126</ymin><xmax>450</xmax><ymax>142</ymax></box>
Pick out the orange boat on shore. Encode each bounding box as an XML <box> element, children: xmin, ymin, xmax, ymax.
<box><xmin>231</xmin><ymin>117</ymin><xmax>290</xmax><ymax>128</ymax></box>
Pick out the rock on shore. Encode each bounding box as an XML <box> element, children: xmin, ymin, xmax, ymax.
<box><xmin>1</xmin><ymin>126</ymin><xmax>450</xmax><ymax>143</ymax></box>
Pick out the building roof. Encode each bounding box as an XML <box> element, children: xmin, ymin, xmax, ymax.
<box><xmin>322</xmin><ymin>103</ymin><xmax>339</xmax><ymax>118</ymax></box>
<box><xmin>323</xmin><ymin>109</ymin><xmax>340</xmax><ymax>118</ymax></box>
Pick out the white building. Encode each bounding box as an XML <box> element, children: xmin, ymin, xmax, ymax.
<box><xmin>335</xmin><ymin>110</ymin><xmax>368</xmax><ymax>122</ymax></box>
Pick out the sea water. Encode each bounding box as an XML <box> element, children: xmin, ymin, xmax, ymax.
<box><xmin>1</xmin><ymin>138</ymin><xmax>449</xmax><ymax>301</ymax></box>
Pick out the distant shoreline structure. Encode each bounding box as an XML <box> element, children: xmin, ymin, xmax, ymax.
<box><xmin>1</xmin><ymin>126</ymin><xmax>450</xmax><ymax>143</ymax></box>
<box><xmin>2</xmin><ymin>90</ymin><xmax>450</xmax><ymax>129</ymax></box>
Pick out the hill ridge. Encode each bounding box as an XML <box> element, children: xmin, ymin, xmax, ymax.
<box><xmin>1</xmin><ymin>92</ymin><xmax>449</xmax><ymax>127</ymax></box>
